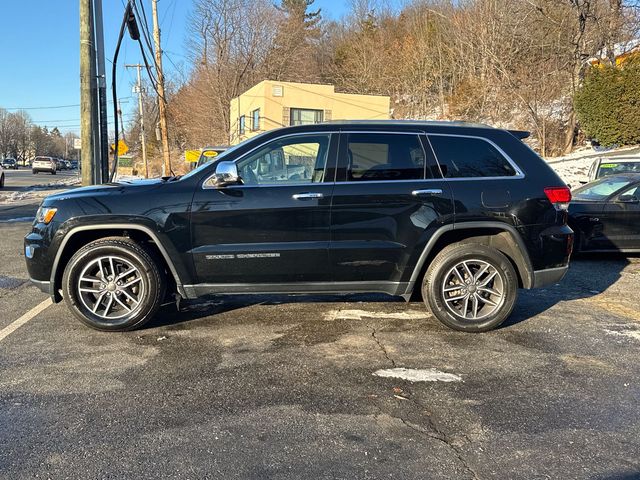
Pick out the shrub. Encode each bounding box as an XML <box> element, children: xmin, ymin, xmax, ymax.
<box><xmin>575</xmin><ymin>58</ymin><xmax>640</xmax><ymax>147</ymax></box>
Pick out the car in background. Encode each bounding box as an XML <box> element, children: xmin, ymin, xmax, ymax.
<box><xmin>70</xmin><ymin>161</ymin><xmax>78</xmax><ymax>169</ymax></box>
<box><xmin>32</xmin><ymin>156</ymin><xmax>57</xmax><ymax>175</ymax></box>
<box><xmin>569</xmin><ymin>174</ymin><xmax>640</xmax><ymax>252</ymax></box>
<box><xmin>56</xmin><ymin>159</ymin><xmax>68</xmax><ymax>170</ymax></box>
<box><xmin>2</xmin><ymin>158</ymin><xmax>18</xmax><ymax>170</ymax></box>
<box><xmin>584</xmin><ymin>156</ymin><xmax>640</xmax><ymax>183</ymax></box>
<box><xmin>63</xmin><ymin>160</ymin><xmax>72</xmax><ymax>170</ymax></box>
<box><xmin>196</xmin><ymin>146</ymin><xmax>228</xmax><ymax>168</ymax></box>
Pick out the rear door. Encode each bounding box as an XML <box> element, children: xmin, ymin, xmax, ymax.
<box><xmin>190</xmin><ymin>132</ymin><xmax>338</xmax><ymax>285</ymax></box>
<box><xmin>329</xmin><ymin>130</ymin><xmax>454</xmax><ymax>286</ymax></box>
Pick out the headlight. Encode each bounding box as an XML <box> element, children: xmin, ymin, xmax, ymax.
<box><xmin>36</xmin><ymin>206</ymin><xmax>58</xmax><ymax>224</ymax></box>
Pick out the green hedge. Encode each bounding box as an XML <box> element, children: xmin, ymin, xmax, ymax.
<box><xmin>575</xmin><ymin>59</ymin><xmax>640</xmax><ymax>147</ymax></box>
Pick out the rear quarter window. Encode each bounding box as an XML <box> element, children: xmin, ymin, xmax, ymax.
<box><xmin>428</xmin><ymin>135</ymin><xmax>518</xmax><ymax>178</ymax></box>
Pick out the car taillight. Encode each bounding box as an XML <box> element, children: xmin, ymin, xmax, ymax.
<box><xmin>544</xmin><ymin>187</ymin><xmax>571</xmax><ymax>211</ymax></box>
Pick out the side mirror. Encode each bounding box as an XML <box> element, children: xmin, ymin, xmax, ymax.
<box><xmin>211</xmin><ymin>161</ymin><xmax>240</xmax><ymax>188</ymax></box>
<box><xmin>618</xmin><ymin>194</ymin><xmax>639</xmax><ymax>204</ymax></box>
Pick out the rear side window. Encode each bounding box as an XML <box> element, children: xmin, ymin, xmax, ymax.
<box><xmin>343</xmin><ymin>133</ymin><xmax>426</xmax><ymax>181</ymax></box>
<box><xmin>429</xmin><ymin>135</ymin><xmax>517</xmax><ymax>178</ymax></box>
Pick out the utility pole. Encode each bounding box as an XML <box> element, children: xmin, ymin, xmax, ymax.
<box><xmin>126</xmin><ymin>64</ymin><xmax>149</xmax><ymax>179</ymax></box>
<box><xmin>151</xmin><ymin>0</ymin><xmax>171</xmax><ymax>176</ymax></box>
<box><xmin>118</xmin><ymin>99</ymin><xmax>126</xmax><ymax>142</ymax></box>
<box><xmin>79</xmin><ymin>0</ymin><xmax>97</xmax><ymax>186</ymax></box>
<box><xmin>94</xmin><ymin>0</ymin><xmax>109</xmax><ymax>183</ymax></box>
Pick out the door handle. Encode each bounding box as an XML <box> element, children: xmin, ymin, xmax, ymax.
<box><xmin>292</xmin><ymin>192</ymin><xmax>324</xmax><ymax>200</ymax></box>
<box><xmin>412</xmin><ymin>189</ymin><xmax>443</xmax><ymax>196</ymax></box>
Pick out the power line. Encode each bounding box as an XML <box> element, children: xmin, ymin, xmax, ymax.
<box><xmin>3</xmin><ymin>97</ymin><xmax>132</xmax><ymax>111</ymax></box>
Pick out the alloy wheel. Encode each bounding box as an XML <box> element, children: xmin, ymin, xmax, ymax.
<box><xmin>76</xmin><ymin>255</ymin><xmax>145</xmax><ymax>320</ymax></box>
<box><xmin>441</xmin><ymin>259</ymin><xmax>505</xmax><ymax>320</ymax></box>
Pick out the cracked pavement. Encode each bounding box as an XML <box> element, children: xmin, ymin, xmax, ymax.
<box><xmin>1</xmin><ymin>195</ymin><xmax>640</xmax><ymax>479</ymax></box>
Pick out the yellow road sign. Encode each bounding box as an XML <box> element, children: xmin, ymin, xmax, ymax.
<box><xmin>110</xmin><ymin>140</ymin><xmax>129</xmax><ymax>156</ymax></box>
<box><xmin>185</xmin><ymin>150</ymin><xmax>201</xmax><ymax>163</ymax></box>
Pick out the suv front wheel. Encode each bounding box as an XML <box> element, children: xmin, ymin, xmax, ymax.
<box><xmin>62</xmin><ymin>238</ymin><xmax>166</xmax><ymax>331</ymax></box>
<box><xmin>423</xmin><ymin>243</ymin><xmax>518</xmax><ymax>332</ymax></box>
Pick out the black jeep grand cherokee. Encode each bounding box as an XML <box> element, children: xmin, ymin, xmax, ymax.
<box><xmin>25</xmin><ymin>121</ymin><xmax>573</xmax><ymax>332</ymax></box>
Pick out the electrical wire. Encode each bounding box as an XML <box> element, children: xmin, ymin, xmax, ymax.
<box><xmin>110</xmin><ymin>1</ymin><xmax>132</xmax><ymax>182</ymax></box>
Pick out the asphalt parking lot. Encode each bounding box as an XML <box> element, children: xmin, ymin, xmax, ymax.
<box><xmin>1</xmin><ymin>175</ymin><xmax>640</xmax><ymax>479</ymax></box>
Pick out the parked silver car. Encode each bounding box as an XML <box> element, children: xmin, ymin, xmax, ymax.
<box><xmin>585</xmin><ymin>156</ymin><xmax>640</xmax><ymax>182</ymax></box>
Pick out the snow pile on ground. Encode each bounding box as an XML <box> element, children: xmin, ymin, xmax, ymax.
<box><xmin>545</xmin><ymin>146</ymin><xmax>640</xmax><ymax>188</ymax></box>
<box><xmin>0</xmin><ymin>177</ymin><xmax>81</xmax><ymax>205</ymax></box>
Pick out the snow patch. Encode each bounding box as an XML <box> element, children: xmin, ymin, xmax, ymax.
<box><xmin>0</xmin><ymin>217</ymin><xmax>34</xmax><ymax>223</ymax></box>
<box><xmin>373</xmin><ymin>367</ymin><xmax>462</xmax><ymax>383</ymax></box>
<box><xmin>324</xmin><ymin>309</ymin><xmax>426</xmax><ymax>321</ymax></box>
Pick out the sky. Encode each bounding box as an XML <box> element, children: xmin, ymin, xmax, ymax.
<box><xmin>0</xmin><ymin>0</ymin><xmax>356</xmax><ymax>135</ymax></box>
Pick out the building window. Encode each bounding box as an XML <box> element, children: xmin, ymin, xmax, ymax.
<box><xmin>252</xmin><ymin>109</ymin><xmax>260</xmax><ymax>131</ymax></box>
<box><xmin>239</xmin><ymin>115</ymin><xmax>246</xmax><ymax>135</ymax></box>
<box><xmin>290</xmin><ymin>108</ymin><xmax>324</xmax><ymax>126</ymax></box>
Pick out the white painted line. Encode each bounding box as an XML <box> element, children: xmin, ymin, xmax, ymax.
<box><xmin>325</xmin><ymin>309</ymin><xmax>427</xmax><ymax>321</ymax></box>
<box><xmin>604</xmin><ymin>328</ymin><xmax>640</xmax><ymax>342</ymax></box>
<box><xmin>0</xmin><ymin>298</ymin><xmax>52</xmax><ymax>342</ymax></box>
<box><xmin>373</xmin><ymin>367</ymin><xmax>463</xmax><ymax>383</ymax></box>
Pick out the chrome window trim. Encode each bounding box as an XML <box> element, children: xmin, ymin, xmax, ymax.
<box><xmin>426</xmin><ymin>133</ymin><xmax>525</xmax><ymax>180</ymax></box>
<box><xmin>202</xmin><ymin>131</ymin><xmax>338</xmax><ymax>190</ymax></box>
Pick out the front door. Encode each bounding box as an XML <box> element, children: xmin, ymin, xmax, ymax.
<box><xmin>600</xmin><ymin>183</ymin><xmax>640</xmax><ymax>250</ymax></box>
<box><xmin>329</xmin><ymin>131</ymin><xmax>454</xmax><ymax>287</ymax></box>
<box><xmin>191</xmin><ymin>132</ymin><xmax>337</xmax><ymax>285</ymax></box>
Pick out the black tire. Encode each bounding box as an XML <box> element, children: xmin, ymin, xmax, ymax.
<box><xmin>422</xmin><ymin>243</ymin><xmax>518</xmax><ymax>333</ymax></box>
<box><xmin>0</xmin><ymin>174</ymin><xmax>4</xmax><ymax>188</ymax></box>
<box><xmin>51</xmin><ymin>170</ymin><xmax>56</xmax><ymax>175</ymax></box>
<box><xmin>62</xmin><ymin>237</ymin><xmax>166</xmax><ymax>331</ymax></box>
<box><xmin>32</xmin><ymin>170</ymin><xmax>38</xmax><ymax>174</ymax></box>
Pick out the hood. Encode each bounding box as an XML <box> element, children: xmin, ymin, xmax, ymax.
<box><xmin>44</xmin><ymin>177</ymin><xmax>167</xmax><ymax>202</ymax></box>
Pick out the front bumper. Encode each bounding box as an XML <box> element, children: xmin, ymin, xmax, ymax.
<box><xmin>30</xmin><ymin>278</ymin><xmax>53</xmax><ymax>295</ymax></box>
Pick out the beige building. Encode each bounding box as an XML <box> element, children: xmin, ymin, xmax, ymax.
<box><xmin>229</xmin><ymin>80</ymin><xmax>390</xmax><ymax>145</ymax></box>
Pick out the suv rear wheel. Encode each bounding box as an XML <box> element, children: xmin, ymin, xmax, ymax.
<box><xmin>423</xmin><ymin>243</ymin><xmax>517</xmax><ymax>332</ymax></box>
<box><xmin>62</xmin><ymin>238</ymin><xmax>166</xmax><ymax>331</ymax></box>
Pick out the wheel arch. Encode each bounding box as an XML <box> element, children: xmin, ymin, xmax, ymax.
<box><xmin>50</xmin><ymin>224</ymin><xmax>186</xmax><ymax>302</ymax></box>
<box><xmin>406</xmin><ymin>222</ymin><xmax>535</xmax><ymax>297</ymax></box>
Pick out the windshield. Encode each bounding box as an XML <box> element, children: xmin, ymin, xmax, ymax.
<box><xmin>573</xmin><ymin>177</ymin><xmax>633</xmax><ymax>201</ymax></box>
<box><xmin>596</xmin><ymin>161</ymin><xmax>640</xmax><ymax>178</ymax></box>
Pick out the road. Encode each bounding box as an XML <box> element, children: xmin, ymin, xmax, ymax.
<box><xmin>0</xmin><ymin>168</ymin><xmax>79</xmax><ymax>221</ymax></box>
<box><xmin>1</xmin><ymin>174</ymin><xmax>640</xmax><ymax>479</ymax></box>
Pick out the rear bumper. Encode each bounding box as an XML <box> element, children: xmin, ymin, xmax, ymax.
<box><xmin>532</xmin><ymin>265</ymin><xmax>569</xmax><ymax>288</ymax></box>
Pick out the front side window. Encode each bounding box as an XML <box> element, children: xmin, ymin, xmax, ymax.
<box><xmin>290</xmin><ymin>108</ymin><xmax>324</xmax><ymax>126</ymax></box>
<box><xmin>237</xmin><ymin>134</ymin><xmax>330</xmax><ymax>185</ymax></box>
<box><xmin>343</xmin><ymin>133</ymin><xmax>425</xmax><ymax>182</ymax></box>
<box><xmin>429</xmin><ymin>135</ymin><xmax>517</xmax><ymax>178</ymax></box>
<box><xmin>252</xmin><ymin>109</ymin><xmax>260</xmax><ymax>131</ymax></box>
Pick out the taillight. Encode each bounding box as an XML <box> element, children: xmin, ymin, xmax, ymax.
<box><xmin>544</xmin><ymin>187</ymin><xmax>571</xmax><ymax>211</ymax></box>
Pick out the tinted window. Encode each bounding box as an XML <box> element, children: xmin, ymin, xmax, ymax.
<box><xmin>429</xmin><ymin>135</ymin><xmax>517</xmax><ymax>178</ymax></box>
<box><xmin>344</xmin><ymin>133</ymin><xmax>425</xmax><ymax>181</ymax></box>
<box><xmin>236</xmin><ymin>134</ymin><xmax>330</xmax><ymax>185</ymax></box>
